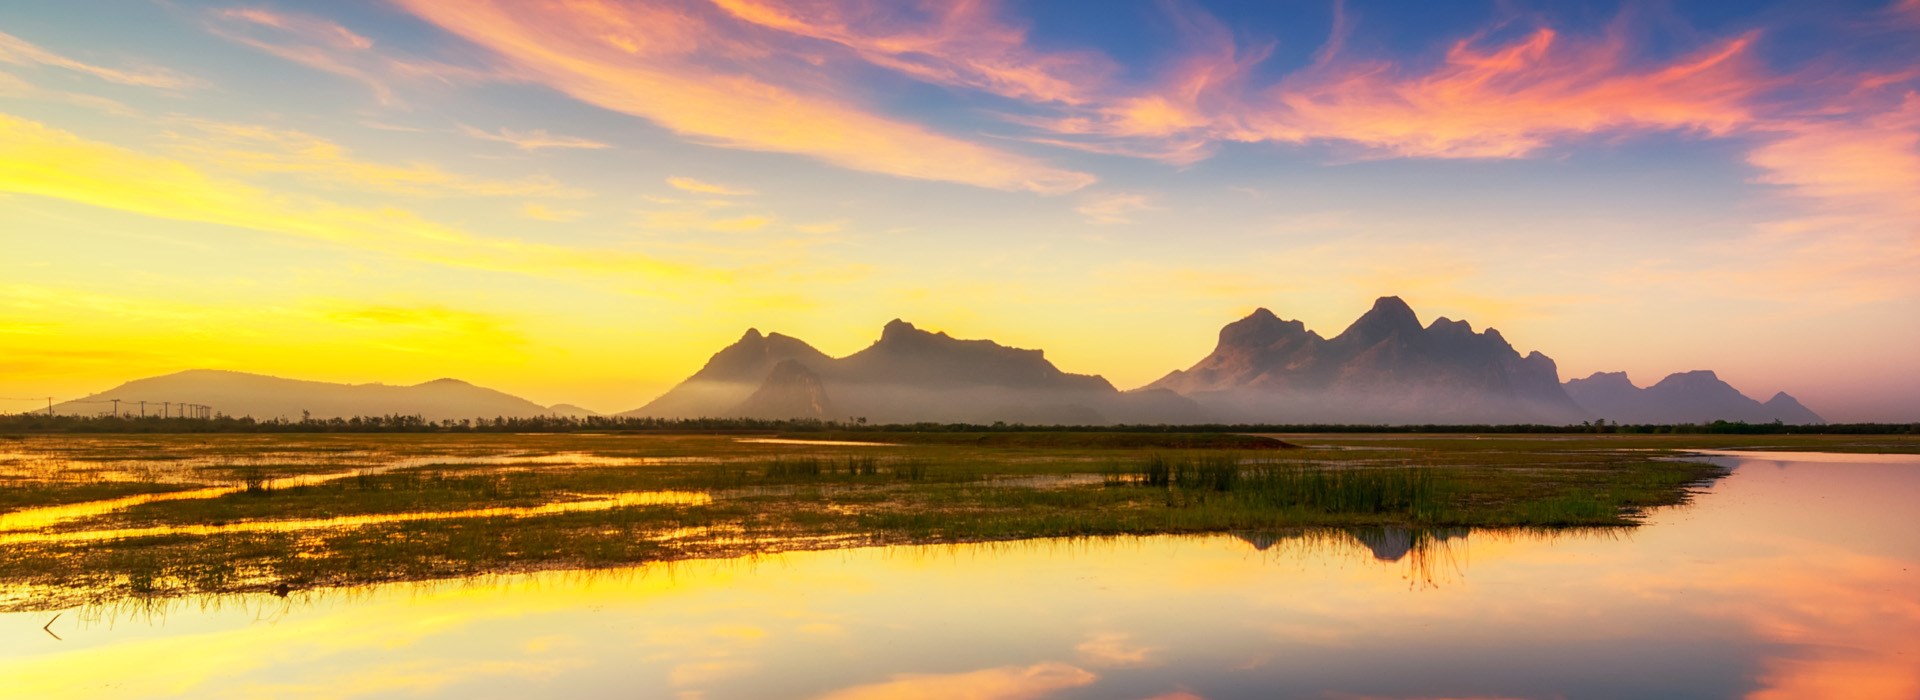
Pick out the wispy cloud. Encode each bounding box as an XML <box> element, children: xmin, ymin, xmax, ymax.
<box><xmin>0</xmin><ymin>113</ymin><xmax>713</xmax><ymax>286</ymax></box>
<box><xmin>521</xmin><ymin>203</ymin><xmax>584</xmax><ymax>222</ymax></box>
<box><xmin>815</xmin><ymin>663</ymin><xmax>1096</xmax><ymax>700</ymax></box>
<box><xmin>709</xmin><ymin>0</ymin><xmax>1115</xmax><ymax>105</ymax></box>
<box><xmin>667</xmin><ymin>176</ymin><xmax>754</xmax><ymax>196</ymax></box>
<box><xmin>680</xmin><ymin>3</ymin><xmax>1784</xmax><ymax>165</ymax></box>
<box><xmin>206</xmin><ymin>7</ymin><xmax>493</xmax><ymax>104</ymax></box>
<box><xmin>659</xmin><ymin>2</ymin><xmax>1913</xmax><ymax>302</ymax></box>
<box><xmin>1076</xmin><ymin>192</ymin><xmax>1156</xmax><ymax>225</ymax></box>
<box><xmin>165</xmin><ymin>119</ymin><xmax>585</xmax><ymax>198</ymax></box>
<box><xmin>1747</xmin><ymin>93</ymin><xmax>1920</xmax><ymax>217</ymax></box>
<box><xmin>458</xmin><ymin>125</ymin><xmax>610</xmax><ymax>151</ymax></box>
<box><xmin>0</xmin><ymin>30</ymin><xmax>198</xmax><ymax>89</ymax></box>
<box><xmin>388</xmin><ymin>0</ymin><xmax>1095</xmax><ymax>194</ymax></box>
<box><xmin>636</xmin><ymin>207</ymin><xmax>773</xmax><ymax>234</ymax></box>
<box><xmin>0</xmin><ymin>69</ymin><xmax>139</xmax><ymax>115</ymax></box>
<box><xmin>1017</xmin><ymin>13</ymin><xmax>1765</xmax><ymax>162</ymax></box>
<box><xmin>1075</xmin><ymin>632</ymin><xmax>1161</xmax><ymax>668</ymax></box>
<box><xmin>1263</xmin><ymin>27</ymin><xmax>1764</xmax><ymax>158</ymax></box>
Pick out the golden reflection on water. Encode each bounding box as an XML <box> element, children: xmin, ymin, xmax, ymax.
<box><xmin>0</xmin><ymin>454</ymin><xmax>1915</xmax><ymax>699</ymax></box>
<box><xmin>0</xmin><ymin>484</ymin><xmax>246</xmax><ymax>533</ymax></box>
<box><xmin>0</xmin><ymin>450</ymin><xmax>704</xmax><ymax>534</ymax></box>
<box><xmin>736</xmin><ymin>438</ymin><xmax>902</xmax><ymax>447</ymax></box>
<box><xmin>0</xmin><ymin>491</ymin><xmax>711</xmax><ymax>545</ymax></box>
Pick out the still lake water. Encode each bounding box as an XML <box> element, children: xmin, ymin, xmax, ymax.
<box><xmin>3</xmin><ymin>451</ymin><xmax>1916</xmax><ymax>699</ymax></box>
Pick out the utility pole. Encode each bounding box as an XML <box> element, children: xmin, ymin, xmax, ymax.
<box><xmin>162</xmin><ymin>402</ymin><xmax>171</xmax><ymax>419</ymax></box>
<box><xmin>111</xmin><ymin>399</ymin><xmax>121</xmax><ymax>417</ymax></box>
<box><xmin>139</xmin><ymin>400</ymin><xmax>147</xmax><ymax>417</ymax></box>
<box><xmin>45</xmin><ymin>397</ymin><xmax>53</xmax><ymax>416</ymax></box>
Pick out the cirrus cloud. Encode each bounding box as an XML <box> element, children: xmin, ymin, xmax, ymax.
<box><xmin>0</xmin><ymin>30</ymin><xmax>198</xmax><ymax>89</ymax></box>
<box><xmin>815</xmin><ymin>662</ymin><xmax>1096</xmax><ymax>700</ymax></box>
<box><xmin>668</xmin><ymin>176</ymin><xmax>754</xmax><ymax>196</ymax></box>
<box><xmin>459</xmin><ymin>125</ymin><xmax>611</xmax><ymax>151</ymax></box>
<box><xmin>389</xmin><ymin>0</ymin><xmax>1096</xmax><ymax>195</ymax></box>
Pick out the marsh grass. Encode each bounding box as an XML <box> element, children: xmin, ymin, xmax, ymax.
<box><xmin>0</xmin><ymin>431</ymin><xmax>1799</xmax><ymax>609</ymax></box>
<box><xmin>238</xmin><ymin>467</ymin><xmax>273</xmax><ymax>496</ymax></box>
<box><xmin>782</xmin><ymin>431</ymin><xmax>1295</xmax><ymax>450</ymax></box>
<box><xmin>757</xmin><ymin>455</ymin><xmax>928</xmax><ymax>481</ymax></box>
<box><xmin>1111</xmin><ymin>454</ymin><xmax>1441</xmax><ymax>518</ymax></box>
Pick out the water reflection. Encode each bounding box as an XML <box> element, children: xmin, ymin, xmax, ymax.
<box><xmin>0</xmin><ymin>451</ymin><xmax>703</xmax><ymax>533</ymax></box>
<box><xmin>2</xmin><ymin>453</ymin><xmax>1916</xmax><ymax>699</ymax></box>
<box><xmin>0</xmin><ymin>491</ymin><xmax>710</xmax><ymax>546</ymax></box>
<box><xmin>737</xmin><ymin>439</ymin><xmax>902</xmax><ymax>447</ymax></box>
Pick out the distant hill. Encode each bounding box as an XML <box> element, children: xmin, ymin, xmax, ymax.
<box><xmin>624</xmin><ymin>320</ymin><xmax>1205</xmax><ymax>424</ymax></box>
<box><xmin>732</xmin><ymin>359</ymin><xmax>836</xmax><ymax>420</ymax></box>
<box><xmin>51</xmin><ymin>370</ymin><xmax>578</xmax><ymax>421</ymax></box>
<box><xmin>632</xmin><ymin>329</ymin><xmax>836</xmax><ymax>419</ymax></box>
<box><xmin>1144</xmin><ymin>297</ymin><xmax>1589</xmax><ymax>424</ymax></box>
<box><xmin>51</xmin><ymin>301</ymin><xmax>1828</xmax><ymax>427</ymax></box>
<box><xmin>1564</xmin><ymin>370</ymin><xmax>1823</xmax><ymax>424</ymax></box>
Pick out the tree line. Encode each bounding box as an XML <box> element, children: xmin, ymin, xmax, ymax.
<box><xmin>0</xmin><ymin>413</ymin><xmax>1913</xmax><ymax>435</ymax></box>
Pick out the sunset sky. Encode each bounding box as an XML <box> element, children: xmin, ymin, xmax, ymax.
<box><xmin>2</xmin><ymin>0</ymin><xmax>1916</xmax><ymax>420</ymax></box>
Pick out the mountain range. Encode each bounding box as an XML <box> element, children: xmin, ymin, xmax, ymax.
<box><xmin>1143</xmin><ymin>297</ymin><xmax>1587</xmax><ymax>424</ymax></box>
<box><xmin>48</xmin><ymin>369</ymin><xmax>597</xmax><ymax>422</ymax></box>
<box><xmin>1563</xmin><ymin>370</ymin><xmax>1822</xmax><ymax>424</ymax></box>
<box><xmin>38</xmin><ymin>297</ymin><xmax>1825</xmax><ymax>425</ymax></box>
<box><xmin>623</xmin><ymin>320</ymin><xmax>1203</xmax><ymax>424</ymax></box>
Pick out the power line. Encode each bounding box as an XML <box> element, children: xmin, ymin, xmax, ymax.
<box><xmin>1</xmin><ymin>396</ymin><xmax>216</xmax><ymax>418</ymax></box>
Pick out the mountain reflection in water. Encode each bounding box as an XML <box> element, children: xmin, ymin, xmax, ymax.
<box><xmin>2</xmin><ymin>453</ymin><xmax>1916</xmax><ymax>699</ymax></box>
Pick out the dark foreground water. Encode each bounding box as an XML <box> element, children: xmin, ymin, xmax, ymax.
<box><xmin>4</xmin><ymin>451</ymin><xmax>1917</xmax><ymax>699</ymax></box>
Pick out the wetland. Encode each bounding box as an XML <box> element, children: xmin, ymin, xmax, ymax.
<box><xmin>0</xmin><ymin>436</ymin><xmax>1915</xmax><ymax>698</ymax></box>
<box><xmin>1</xmin><ymin>432</ymin><xmax>1907</xmax><ymax>609</ymax></box>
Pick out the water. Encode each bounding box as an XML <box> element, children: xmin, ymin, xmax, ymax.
<box><xmin>2</xmin><ymin>451</ymin><xmax>1916</xmax><ymax>699</ymax></box>
<box><xmin>0</xmin><ymin>451</ymin><xmax>706</xmax><ymax>533</ymax></box>
<box><xmin>736</xmin><ymin>438</ymin><xmax>901</xmax><ymax>447</ymax></box>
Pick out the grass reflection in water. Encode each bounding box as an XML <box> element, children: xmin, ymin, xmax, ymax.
<box><xmin>2</xmin><ymin>431</ymin><xmax>1853</xmax><ymax>610</ymax></box>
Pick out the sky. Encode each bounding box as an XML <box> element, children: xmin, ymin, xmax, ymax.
<box><xmin>0</xmin><ymin>0</ymin><xmax>1916</xmax><ymax>420</ymax></box>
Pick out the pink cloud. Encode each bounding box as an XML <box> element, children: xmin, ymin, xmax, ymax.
<box><xmin>711</xmin><ymin>0</ymin><xmax>1116</xmax><ymax>105</ymax></box>
<box><xmin>684</xmin><ymin>2</ymin><xmax>1914</xmax><ymax>300</ymax></box>
<box><xmin>1014</xmin><ymin>15</ymin><xmax>1767</xmax><ymax>162</ymax></box>
<box><xmin>815</xmin><ymin>662</ymin><xmax>1097</xmax><ymax>700</ymax></box>
<box><xmin>388</xmin><ymin>0</ymin><xmax>1095</xmax><ymax>194</ymax></box>
<box><xmin>206</xmin><ymin>6</ymin><xmax>495</xmax><ymax>104</ymax></box>
<box><xmin>1259</xmin><ymin>27</ymin><xmax>1764</xmax><ymax>158</ymax></box>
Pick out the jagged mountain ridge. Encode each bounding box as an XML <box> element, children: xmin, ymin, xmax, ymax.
<box><xmin>50</xmin><ymin>369</ymin><xmax>582</xmax><ymax>421</ymax></box>
<box><xmin>1146</xmin><ymin>297</ymin><xmax>1589</xmax><ymax>424</ymax></box>
<box><xmin>624</xmin><ymin>320</ymin><xmax>1195</xmax><ymax>424</ymax></box>
<box><xmin>1564</xmin><ymin>370</ymin><xmax>1823</xmax><ymax>424</ymax></box>
<box><xmin>50</xmin><ymin>300</ymin><xmax>1828</xmax><ymax>426</ymax></box>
